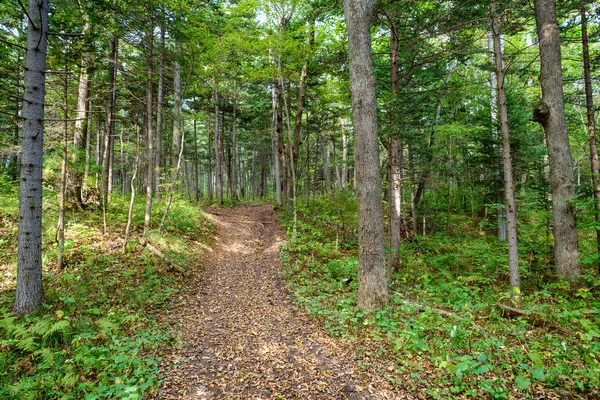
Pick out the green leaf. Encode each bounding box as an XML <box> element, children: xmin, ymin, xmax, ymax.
<box><xmin>474</xmin><ymin>364</ymin><xmax>490</xmax><ymax>374</ymax></box>
<box><xmin>527</xmin><ymin>352</ymin><xmax>544</xmax><ymax>368</ymax></box>
<box><xmin>515</xmin><ymin>375</ymin><xmax>531</xmax><ymax>390</ymax></box>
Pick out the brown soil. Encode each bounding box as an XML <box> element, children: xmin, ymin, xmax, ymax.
<box><xmin>153</xmin><ymin>204</ymin><xmax>404</xmax><ymax>399</ymax></box>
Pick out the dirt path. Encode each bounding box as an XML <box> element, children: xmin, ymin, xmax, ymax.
<box><xmin>154</xmin><ymin>204</ymin><xmax>400</xmax><ymax>399</ymax></box>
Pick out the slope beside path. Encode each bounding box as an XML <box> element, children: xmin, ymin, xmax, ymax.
<box><xmin>152</xmin><ymin>204</ymin><xmax>406</xmax><ymax>399</ymax></box>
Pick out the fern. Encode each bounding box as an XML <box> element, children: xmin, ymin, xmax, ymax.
<box><xmin>33</xmin><ymin>347</ymin><xmax>55</xmax><ymax>368</ymax></box>
<box><xmin>15</xmin><ymin>336</ymin><xmax>36</xmax><ymax>352</ymax></box>
<box><xmin>96</xmin><ymin>318</ymin><xmax>120</xmax><ymax>334</ymax></box>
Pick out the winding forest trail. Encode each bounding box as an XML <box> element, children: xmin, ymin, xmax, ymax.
<box><xmin>153</xmin><ymin>204</ymin><xmax>402</xmax><ymax>399</ymax></box>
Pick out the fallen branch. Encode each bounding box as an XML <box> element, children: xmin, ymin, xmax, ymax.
<box><xmin>393</xmin><ymin>291</ymin><xmax>487</xmax><ymax>332</ymax></box>
<box><xmin>495</xmin><ymin>303</ymin><xmax>566</xmax><ymax>332</ymax></box>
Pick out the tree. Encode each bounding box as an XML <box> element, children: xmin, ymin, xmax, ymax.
<box><xmin>532</xmin><ymin>0</ymin><xmax>581</xmax><ymax>283</ymax></box>
<box><xmin>343</xmin><ymin>0</ymin><xmax>388</xmax><ymax>311</ymax></box>
<box><xmin>14</xmin><ymin>0</ymin><xmax>49</xmax><ymax>316</ymax></box>
<box><xmin>491</xmin><ymin>9</ymin><xmax>520</xmax><ymax>300</ymax></box>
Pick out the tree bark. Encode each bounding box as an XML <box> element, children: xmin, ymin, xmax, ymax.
<box><xmin>207</xmin><ymin>112</ymin><xmax>213</xmax><ymax>201</ymax></box>
<box><xmin>580</xmin><ymin>0</ymin><xmax>600</xmax><ymax>273</ymax></box>
<box><xmin>214</xmin><ymin>86</ymin><xmax>223</xmax><ymax>206</ymax></box>
<box><xmin>318</xmin><ymin>130</ymin><xmax>331</xmax><ymax>191</ymax></box>
<box><xmin>488</xmin><ymin>29</ymin><xmax>506</xmax><ymax>242</ymax></box>
<box><xmin>144</xmin><ymin>25</ymin><xmax>154</xmax><ymax>230</ymax></box>
<box><xmin>492</xmin><ymin>12</ymin><xmax>520</xmax><ymax>299</ymax></box>
<box><xmin>232</xmin><ymin>80</ymin><xmax>238</xmax><ymax>200</ymax></box>
<box><xmin>344</xmin><ymin>0</ymin><xmax>388</xmax><ymax>311</ymax></box>
<box><xmin>155</xmin><ymin>22</ymin><xmax>166</xmax><ymax>201</ymax></box>
<box><xmin>171</xmin><ymin>50</ymin><xmax>182</xmax><ymax>192</ymax></box>
<box><xmin>389</xmin><ymin>21</ymin><xmax>402</xmax><ymax>271</ymax></box>
<box><xmin>533</xmin><ymin>0</ymin><xmax>581</xmax><ymax>283</ymax></box>
<box><xmin>102</xmin><ymin>36</ymin><xmax>118</xmax><ymax>233</ymax></box>
<box><xmin>271</xmin><ymin>66</ymin><xmax>282</xmax><ymax>205</ymax></box>
<box><xmin>14</xmin><ymin>0</ymin><xmax>49</xmax><ymax>316</ymax></box>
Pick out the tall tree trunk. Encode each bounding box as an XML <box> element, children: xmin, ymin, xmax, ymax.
<box><xmin>331</xmin><ymin>133</ymin><xmax>341</xmax><ymax>190</ymax></box>
<box><xmin>279</xmin><ymin>71</ymin><xmax>298</xmax><ymax>232</ymax></box>
<box><xmin>193</xmin><ymin>118</ymin><xmax>200</xmax><ymax>200</ymax></box>
<box><xmin>102</xmin><ymin>36</ymin><xmax>118</xmax><ymax>233</ymax></box>
<box><xmin>14</xmin><ymin>0</ymin><xmax>49</xmax><ymax>316</ymax></box>
<box><xmin>342</xmin><ymin>121</ymin><xmax>348</xmax><ymax>189</ymax></box>
<box><xmin>69</xmin><ymin>13</ymin><xmax>90</xmax><ymax>210</ymax></box>
<box><xmin>492</xmin><ymin>12</ymin><xmax>520</xmax><ymax>300</ymax></box>
<box><xmin>344</xmin><ymin>0</ymin><xmax>388</xmax><ymax>311</ymax></box>
<box><xmin>271</xmin><ymin>70</ymin><xmax>282</xmax><ymax>205</ymax></box>
<box><xmin>144</xmin><ymin>25</ymin><xmax>154</xmax><ymax>230</ymax></box>
<box><xmin>389</xmin><ymin>21</ymin><xmax>402</xmax><ymax>271</ymax></box>
<box><xmin>293</xmin><ymin>63</ymin><xmax>308</xmax><ymax>165</ymax></box>
<box><xmin>231</xmin><ymin>80</ymin><xmax>238</xmax><ymax>200</ymax></box>
<box><xmin>207</xmin><ymin>113</ymin><xmax>213</xmax><ymax>201</ymax></box>
<box><xmin>155</xmin><ymin>23</ymin><xmax>165</xmax><ymax>201</ymax></box>
<box><xmin>214</xmin><ymin>86</ymin><xmax>223</xmax><ymax>206</ymax></box>
<box><xmin>57</xmin><ymin>70</ymin><xmax>69</xmax><ymax>270</ymax></box>
<box><xmin>171</xmin><ymin>51</ymin><xmax>182</xmax><ymax>192</ymax></box>
<box><xmin>533</xmin><ymin>0</ymin><xmax>581</xmax><ymax>283</ymax></box>
<box><xmin>580</xmin><ymin>0</ymin><xmax>600</xmax><ymax>272</ymax></box>
<box><xmin>488</xmin><ymin>30</ymin><xmax>507</xmax><ymax>242</ymax></box>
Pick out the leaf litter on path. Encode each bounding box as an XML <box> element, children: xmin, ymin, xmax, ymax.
<box><xmin>151</xmin><ymin>204</ymin><xmax>415</xmax><ymax>399</ymax></box>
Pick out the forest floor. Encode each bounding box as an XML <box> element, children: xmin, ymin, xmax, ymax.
<box><xmin>152</xmin><ymin>204</ymin><xmax>407</xmax><ymax>399</ymax></box>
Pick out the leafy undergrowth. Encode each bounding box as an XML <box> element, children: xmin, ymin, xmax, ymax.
<box><xmin>280</xmin><ymin>192</ymin><xmax>600</xmax><ymax>399</ymax></box>
<box><xmin>0</xmin><ymin>178</ymin><xmax>212</xmax><ymax>400</ymax></box>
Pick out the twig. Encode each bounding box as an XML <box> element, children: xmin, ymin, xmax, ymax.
<box><xmin>17</xmin><ymin>0</ymin><xmax>37</xmax><ymax>30</ymax></box>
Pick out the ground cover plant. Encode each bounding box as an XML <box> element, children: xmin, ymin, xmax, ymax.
<box><xmin>0</xmin><ymin>176</ymin><xmax>212</xmax><ymax>399</ymax></box>
<box><xmin>280</xmin><ymin>192</ymin><xmax>600</xmax><ymax>399</ymax></box>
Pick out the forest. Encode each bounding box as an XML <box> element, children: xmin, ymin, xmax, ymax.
<box><xmin>1</xmin><ymin>0</ymin><xmax>600</xmax><ymax>398</ymax></box>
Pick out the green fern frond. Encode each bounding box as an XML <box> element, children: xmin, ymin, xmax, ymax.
<box><xmin>15</xmin><ymin>336</ymin><xmax>36</xmax><ymax>352</ymax></box>
<box><xmin>0</xmin><ymin>313</ymin><xmax>16</xmax><ymax>333</ymax></box>
<box><xmin>96</xmin><ymin>318</ymin><xmax>119</xmax><ymax>334</ymax></box>
<box><xmin>34</xmin><ymin>347</ymin><xmax>55</xmax><ymax>367</ymax></box>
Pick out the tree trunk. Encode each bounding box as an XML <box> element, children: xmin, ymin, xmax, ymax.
<box><xmin>279</xmin><ymin>68</ymin><xmax>298</xmax><ymax>233</ymax></box>
<box><xmin>342</xmin><ymin>122</ymin><xmax>348</xmax><ymax>189</ymax></box>
<box><xmin>388</xmin><ymin>21</ymin><xmax>402</xmax><ymax>271</ymax></box>
<box><xmin>580</xmin><ymin>0</ymin><xmax>600</xmax><ymax>273</ymax></box>
<box><xmin>293</xmin><ymin>63</ymin><xmax>308</xmax><ymax>165</ymax></box>
<box><xmin>318</xmin><ymin>130</ymin><xmax>331</xmax><ymax>192</ymax></box>
<box><xmin>14</xmin><ymin>0</ymin><xmax>49</xmax><ymax>316</ymax></box>
<box><xmin>270</xmin><ymin>65</ymin><xmax>282</xmax><ymax>205</ymax></box>
<box><xmin>123</xmin><ymin>117</ymin><xmax>141</xmax><ymax>252</ymax></box>
<box><xmin>488</xmin><ymin>30</ymin><xmax>507</xmax><ymax>242</ymax></box>
<box><xmin>144</xmin><ymin>26</ymin><xmax>154</xmax><ymax>230</ymax></box>
<box><xmin>533</xmin><ymin>0</ymin><xmax>581</xmax><ymax>283</ymax></box>
<box><xmin>161</xmin><ymin>125</ymin><xmax>185</xmax><ymax>228</ymax></box>
<box><xmin>171</xmin><ymin>51</ymin><xmax>182</xmax><ymax>192</ymax></box>
<box><xmin>102</xmin><ymin>36</ymin><xmax>118</xmax><ymax>233</ymax></box>
<box><xmin>155</xmin><ymin>23</ymin><xmax>166</xmax><ymax>201</ymax></box>
<box><xmin>57</xmin><ymin>71</ymin><xmax>69</xmax><ymax>270</ymax></box>
<box><xmin>207</xmin><ymin>112</ymin><xmax>213</xmax><ymax>201</ymax></box>
<box><xmin>344</xmin><ymin>0</ymin><xmax>388</xmax><ymax>311</ymax></box>
<box><xmin>232</xmin><ymin>80</ymin><xmax>238</xmax><ymax>200</ymax></box>
<box><xmin>492</xmin><ymin>12</ymin><xmax>520</xmax><ymax>300</ymax></box>
<box><xmin>193</xmin><ymin>118</ymin><xmax>200</xmax><ymax>200</ymax></box>
<box><xmin>214</xmin><ymin>86</ymin><xmax>223</xmax><ymax>206</ymax></box>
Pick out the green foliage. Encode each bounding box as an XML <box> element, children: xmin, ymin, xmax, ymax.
<box><xmin>281</xmin><ymin>193</ymin><xmax>600</xmax><ymax>398</ymax></box>
<box><xmin>0</xmin><ymin>191</ymin><xmax>211</xmax><ymax>399</ymax></box>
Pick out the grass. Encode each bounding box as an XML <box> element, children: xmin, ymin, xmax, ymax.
<box><xmin>279</xmin><ymin>192</ymin><xmax>600</xmax><ymax>399</ymax></box>
<box><xmin>0</xmin><ymin>176</ymin><xmax>212</xmax><ymax>399</ymax></box>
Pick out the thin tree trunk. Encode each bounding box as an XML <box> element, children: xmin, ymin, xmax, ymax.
<box><xmin>342</xmin><ymin>121</ymin><xmax>348</xmax><ymax>189</ymax></box>
<box><xmin>171</xmin><ymin>51</ymin><xmax>182</xmax><ymax>192</ymax></box>
<box><xmin>123</xmin><ymin>117</ymin><xmax>141</xmax><ymax>252</ymax></box>
<box><xmin>144</xmin><ymin>25</ymin><xmax>154</xmax><ymax>230</ymax></box>
<box><xmin>533</xmin><ymin>0</ymin><xmax>581</xmax><ymax>284</ymax></box>
<box><xmin>57</xmin><ymin>70</ymin><xmax>68</xmax><ymax>270</ymax></box>
<box><xmin>580</xmin><ymin>0</ymin><xmax>600</xmax><ymax>273</ymax></box>
<box><xmin>155</xmin><ymin>23</ymin><xmax>165</xmax><ymax>201</ymax></box>
<box><xmin>232</xmin><ymin>80</ymin><xmax>238</xmax><ymax>200</ymax></box>
<box><xmin>214</xmin><ymin>86</ymin><xmax>223</xmax><ymax>206</ymax></box>
<box><xmin>14</xmin><ymin>0</ymin><xmax>49</xmax><ymax>316</ymax></box>
<box><xmin>389</xmin><ymin>21</ymin><xmax>402</xmax><ymax>271</ymax></box>
<box><xmin>270</xmin><ymin>50</ymin><xmax>283</xmax><ymax>205</ymax></box>
<box><xmin>83</xmin><ymin>99</ymin><xmax>92</xmax><ymax>193</ymax></box>
<box><xmin>102</xmin><ymin>36</ymin><xmax>118</xmax><ymax>234</ymax></box>
<box><xmin>207</xmin><ymin>112</ymin><xmax>213</xmax><ymax>201</ymax></box>
<box><xmin>161</xmin><ymin>126</ymin><xmax>185</xmax><ymax>228</ymax></box>
<box><xmin>318</xmin><ymin>130</ymin><xmax>331</xmax><ymax>191</ymax></box>
<box><xmin>193</xmin><ymin>118</ymin><xmax>200</xmax><ymax>200</ymax></box>
<box><xmin>492</xmin><ymin>12</ymin><xmax>520</xmax><ymax>300</ymax></box>
<box><xmin>488</xmin><ymin>30</ymin><xmax>507</xmax><ymax>242</ymax></box>
<box><xmin>279</xmin><ymin>71</ymin><xmax>298</xmax><ymax>233</ymax></box>
<box><xmin>331</xmin><ymin>134</ymin><xmax>341</xmax><ymax>190</ymax></box>
<box><xmin>344</xmin><ymin>0</ymin><xmax>388</xmax><ymax>311</ymax></box>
